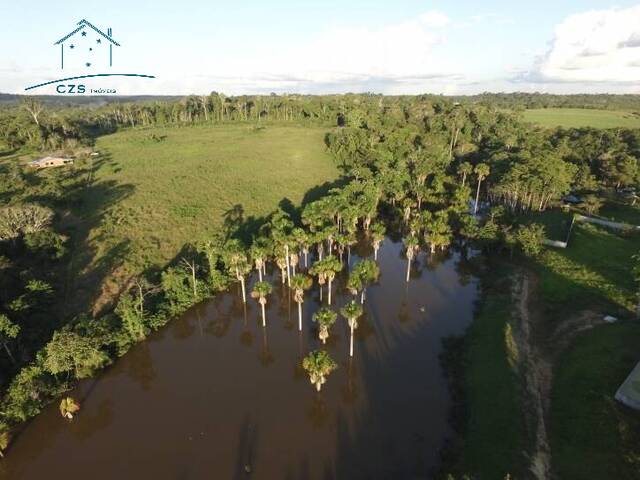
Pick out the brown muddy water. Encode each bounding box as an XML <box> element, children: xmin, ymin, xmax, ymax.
<box><xmin>1</xmin><ymin>238</ymin><xmax>478</xmax><ymax>480</ymax></box>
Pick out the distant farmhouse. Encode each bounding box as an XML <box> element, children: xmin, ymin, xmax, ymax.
<box><xmin>616</xmin><ymin>361</ymin><xmax>640</xmax><ymax>410</ymax></box>
<box><xmin>28</xmin><ymin>157</ymin><xmax>74</xmax><ymax>169</ymax></box>
<box><xmin>54</xmin><ymin>19</ymin><xmax>120</xmax><ymax>70</ymax></box>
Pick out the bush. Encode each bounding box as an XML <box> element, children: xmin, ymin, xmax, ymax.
<box><xmin>516</xmin><ymin>223</ymin><xmax>546</xmax><ymax>257</ymax></box>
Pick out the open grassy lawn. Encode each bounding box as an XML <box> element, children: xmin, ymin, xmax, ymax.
<box><xmin>536</xmin><ymin>223</ymin><xmax>640</xmax><ymax>328</ymax></box>
<box><xmin>532</xmin><ymin>223</ymin><xmax>640</xmax><ymax>478</ymax></box>
<box><xmin>72</xmin><ymin>123</ymin><xmax>338</xmax><ymax>309</ymax></box>
<box><xmin>598</xmin><ymin>198</ymin><xmax>640</xmax><ymax>226</ymax></box>
<box><xmin>456</xmin><ymin>263</ymin><xmax>527</xmax><ymax>479</ymax></box>
<box><xmin>523</xmin><ymin>108</ymin><xmax>640</xmax><ymax>129</ymax></box>
<box><xmin>550</xmin><ymin>321</ymin><xmax>640</xmax><ymax>480</ymax></box>
<box><xmin>520</xmin><ymin>208</ymin><xmax>574</xmax><ymax>241</ymax></box>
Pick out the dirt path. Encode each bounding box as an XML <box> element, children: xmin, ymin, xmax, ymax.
<box><xmin>512</xmin><ymin>272</ymin><xmax>603</xmax><ymax>480</ymax></box>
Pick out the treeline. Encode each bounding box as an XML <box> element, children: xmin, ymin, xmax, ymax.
<box><xmin>453</xmin><ymin>92</ymin><xmax>640</xmax><ymax>111</ymax></box>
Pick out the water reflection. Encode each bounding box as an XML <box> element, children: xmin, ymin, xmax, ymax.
<box><xmin>1</xmin><ymin>237</ymin><xmax>478</xmax><ymax>480</ymax></box>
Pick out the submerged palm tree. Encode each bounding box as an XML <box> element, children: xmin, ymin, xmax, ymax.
<box><xmin>313</xmin><ymin>307</ymin><xmax>337</xmax><ymax>344</ymax></box>
<box><xmin>341</xmin><ymin>301</ymin><xmax>363</xmax><ymax>358</ymax></box>
<box><xmin>223</xmin><ymin>241</ymin><xmax>251</xmax><ymax>303</ymax></box>
<box><xmin>310</xmin><ymin>255</ymin><xmax>342</xmax><ymax>305</ymax></box>
<box><xmin>59</xmin><ymin>397</ymin><xmax>80</xmax><ymax>420</ymax></box>
<box><xmin>370</xmin><ymin>223</ymin><xmax>386</xmax><ymax>261</ymax></box>
<box><xmin>404</xmin><ymin>235</ymin><xmax>419</xmax><ymax>283</ymax></box>
<box><xmin>290</xmin><ymin>274</ymin><xmax>312</xmax><ymax>331</ymax></box>
<box><xmin>349</xmin><ymin>259</ymin><xmax>379</xmax><ymax>304</ymax></box>
<box><xmin>251</xmin><ymin>281</ymin><xmax>273</xmax><ymax>327</ymax></box>
<box><xmin>302</xmin><ymin>350</ymin><xmax>338</xmax><ymax>392</ymax></box>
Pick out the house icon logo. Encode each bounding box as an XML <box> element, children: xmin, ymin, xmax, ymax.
<box><xmin>24</xmin><ymin>18</ymin><xmax>155</xmax><ymax>92</ymax></box>
<box><xmin>55</xmin><ymin>19</ymin><xmax>120</xmax><ymax>70</ymax></box>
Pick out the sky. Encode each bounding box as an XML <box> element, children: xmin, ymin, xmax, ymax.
<box><xmin>1</xmin><ymin>0</ymin><xmax>639</xmax><ymax>95</ymax></box>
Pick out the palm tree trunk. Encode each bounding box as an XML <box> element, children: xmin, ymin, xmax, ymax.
<box><xmin>328</xmin><ymin>278</ymin><xmax>332</xmax><ymax>305</ymax></box>
<box><xmin>374</xmin><ymin>246</ymin><xmax>378</xmax><ymax>261</ymax></box>
<box><xmin>298</xmin><ymin>302</ymin><xmax>303</xmax><ymax>331</ymax></box>
<box><xmin>261</xmin><ymin>302</ymin><xmax>266</xmax><ymax>327</ymax></box>
<box><xmin>361</xmin><ymin>289</ymin><xmax>365</xmax><ymax>304</ymax></box>
<box><xmin>258</xmin><ymin>267</ymin><xmax>263</xmax><ymax>282</ymax></box>
<box><xmin>406</xmin><ymin>257</ymin><xmax>411</xmax><ymax>282</ymax></box>
<box><xmin>349</xmin><ymin>325</ymin><xmax>354</xmax><ymax>357</ymax></box>
<box><xmin>2</xmin><ymin>342</ymin><xmax>15</xmax><ymax>365</ymax></box>
<box><xmin>474</xmin><ymin>178</ymin><xmax>482</xmax><ymax>215</ymax></box>
<box><xmin>319</xmin><ymin>284</ymin><xmax>323</xmax><ymax>302</ymax></box>
<box><xmin>285</xmin><ymin>245</ymin><xmax>291</xmax><ymax>286</ymax></box>
<box><xmin>240</xmin><ymin>277</ymin><xmax>246</xmax><ymax>303</ymax></box>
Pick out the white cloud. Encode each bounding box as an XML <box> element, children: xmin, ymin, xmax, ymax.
<box><xmin>526</xmin><ymin>5</ymin><xmax>640</xmax><ymax>83</ymax></box>
<box><xmin>238</xmin><ymin>10</ymin><xmax>455</xmax><ymax>88</ymax></box>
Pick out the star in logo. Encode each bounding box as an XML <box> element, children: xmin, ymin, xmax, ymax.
<box><xmin>96</xmin><ymin>39</ymin><xmax>102</xmax><ymax>44</ymax></box>
<box><xmin>86</xmin><ymin>62</ymin><xmax>92</xmax><ymax>67</ymax></box>
<box><xmin>81</xmin><ymin>31</ymin><xmax>87</xmax><ymax>37</ymax></box>
<box><xmin>89</xmin><ymin>47</ymin><xmax>93</xmax><ymax>51</ymax></box>
<box><xmin>70</xmin><ymin>44</ymin><xmax>75</xmax><ymax>49</ymax></box>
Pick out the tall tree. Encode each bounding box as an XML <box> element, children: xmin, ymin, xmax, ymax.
<box><xmin>0</xmin><ymin>314</ymin><xmax>19</xmax><ymax>364</ymax></box>
<box><xmin>302</xmin><ymin>350</ymin><xmax>337</xmax><ymax>392</ymax></box>
<box><xmin>251</xmin><ymin>281</ymin><xmax>273</xmax><ymax>327</ymax></box>
<box><xmin>341</xmin><ymin>301</ymin><xmax>363</xmax><ymax>358</ymax></box>
<box><xmin>290</xmin><ymin>274</ymin><xmax>312</xmax><ymax>331</ymax></box>
<box><xmin>404</xmin><ymin>235</ymin><xmax>419</xmax><ymax>282</ymax></box>
<box><xmin>474</xmin><ymin>163</ymin><xmax>490</xmax><ymax>215</ymax></box>
<box><xmin>313</xmin><ymin>307</ymin><xmax>337</xmax><ymax>344</ymax></box>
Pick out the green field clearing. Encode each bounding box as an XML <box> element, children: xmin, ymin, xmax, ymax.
<box><xmin>58</xmin><ymin>123</ymin><xmax>339</xmax><ymax>310</ymax></box>
<box><xmin>536</xmin><ymin>223</ymin><xmax>640</xmax><ymax>327</ymax></box>
<box><xmin>88</xmin><ymin>124</ymin><xmax>339</xmax><ymax>270</ymax></box>
<box><xmin>523</xmin><ymin>108</ymin><xmax>640</xmax><ymax>129</ymax></box>
<box><xmin>550</xmin><ymin>321</ymin><xmax>640</xmax><ymax>479</ymax></box>
<box><xmin>455</xmin><ymin>263</ymin><xmax>527</xmax><ymax>479</ymax></box>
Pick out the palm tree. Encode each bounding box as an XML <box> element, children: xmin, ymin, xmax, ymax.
<box><xmin>309</xmin><ymin>260</ymin><xmax>327</xmax><ymax>302</ymax></box>
<box><xmin>59</xmin><ymin>397</ymin><xmax>80</xmax><ymax>420</ymax></box>
<box><xmin>290</xmin><ymin>251</ymin><xmax>299</xmax><ymax>276</ymax></box>
<box><xmin>474</xmin><ymin>163</ymin><xmax>490</xmax><ymax>215</ymax></box>
<box><xmin>354</xmin><ymin>259</ymin><xmax>379</xmax><ymax>304</ymax></box>
<box><xmin>270</xmin><ymin>209</ymin><xmax>294</xmax><ymax>286</ymax></box>
<box><xmin>309</xmin><ymin>255</ymin><xmax>342</xmax><ymax>305</ymax></box>
<box><xmin>302</xmin><ymin>350</ymin><xmax>338</xmax><ymax>391</ymax></box>
<box><xmin>0</xmin><ymin>430</ymin><xmax>9</xmax><ymax>458</ymax></box>
<box><xmin>323</xmin><ymin>256</ymin><xmax>342</xmax><ymax>306</ymax></box>
<box><xmin>274</xmin><ymin>245</ymin><xmax>288</xmax><ymax>284</ymax></box>
<box><xmin>458</xmin><ymin>161</ymin><xmax>473</xmax><ymax>187</ymax></box>
<box><xmin>341</xmin><ymin>301</ymin><xmax>363</xmax><ymax>357</ymax></box>
<box><xmin>251</xmin><ymin>281</ymin><xmax>273</xmax><ymax>327</ymax></box>
<box><xmin>404</xmin><ymin>235</ymin><xmax>419</xmax><ymax>282</ymax></box>
<box><xmin>293</xmin><ymin>227</ymin><xmax>310</xmax><ymax>268</ymax></box>
<box><xmin>249</xmin><ymin>244</ymin><xmax>268</xmax><ymax>282</ymax></box>
<box><xmin>370</xmin><ymin>223</ymin><xmax>386</xmax><ymax>261</ymax></box>
<box><xmin>223</xmin><ymin>242</ymin><xmax>251</xmax><ymax>303</ymax></box>
<box><xmin>313</xmin><ymin>307</ymin><xmax>337</xmax><ymax>344</ymax></box>
<box><xmin>290</xmin><ymin>274</ymin><xmax>312</xmax><ymax>331</ymax></box>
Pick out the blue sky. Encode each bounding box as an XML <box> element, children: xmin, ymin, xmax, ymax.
<box><xmin>1</xmin><ymin>0</ymin><xmax>639</xmax><ymax>95</ymax></box>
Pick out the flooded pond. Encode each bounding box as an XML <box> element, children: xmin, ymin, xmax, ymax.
<box><xmin>1</xmin><ymin>238</ymin><xmax>478</xmax><ymax>480</ymax></box>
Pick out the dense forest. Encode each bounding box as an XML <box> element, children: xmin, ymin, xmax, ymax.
<box><xmin>0</xmin><ymin>92</ymin><xmax>639</xmax><ymax>466</ymax></box>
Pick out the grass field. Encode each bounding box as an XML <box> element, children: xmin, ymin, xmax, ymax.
<box><xmin>536</xmin><ymin>223</ymin><xmax>640</xmax><ymax>327</ymax></box>
<box><xmin>550</xmin><ymin>321</ymin><xmax>640</xmax><ymax>479</ymax></box>
<box><xmin>454</xmin><ymin>262</ymin><xmax>527</xmax><ymax>479</ymax></box>
<box><xmin>69</xmin><ymin>123</ymin><xmax>339</xmax><ymax>311</ymax></box>
<box><xmin>523</xmin><ymin>108</ymin><xmax>640</xmax><ymax>129</ymax></box>
<box><xmin>533</xmin><ymin>223</ymin><xmax>640</xmax><ymax>478</ymax></box>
